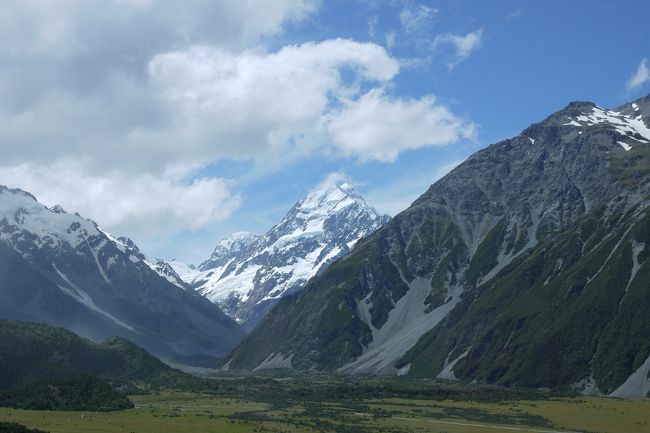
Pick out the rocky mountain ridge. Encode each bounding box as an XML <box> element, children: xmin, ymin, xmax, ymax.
<box><xmin>223</xmin><ymin>93</ymin><xmax>650</xmax><ymax>397</ymax></box>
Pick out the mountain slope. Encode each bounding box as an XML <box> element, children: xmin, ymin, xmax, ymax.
<box><xmin>224</xmin><ymin>94</ymin><xmax>650</xmax><ymax>396</ymax></box>
<box><xmin>188</xmin><ymin>181</ymin><xmax>389</xmax><ymax>330</ymax></box>
<box><xmin>0</xmin><ymin>320</ymin><xmax>179</xmax><ymax>390</ymax></box>
<box><xmin>0</xmin><ymin>188</ymin><xmax>244</xmax><ymax>360</ymax></box>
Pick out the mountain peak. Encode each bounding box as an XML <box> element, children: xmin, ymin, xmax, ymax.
<box><xmin>217</xmin><ymin>231</ymin><xmax>260</xmax><ymax>248</ymax></box>
<box><xmin>199</xmin><ymin>231</ymin><xmax>261</xmax><ymax>271</ymax></box>
<box><xmin>293</xmin><ymin>180</ymin><xmax>386</xmax><ymax>223</ymax></box>
<box><xmin>565</xmin><ymin>100</ymin><xmax>596</xmax><ymax>110</ymax></box>
<box><xmin>188</xmin><ymin>178</ymin><xmax>389</xmax><ymax>329</ymax></box>
<box><xmin>0</xmin><ymin>185</ymin><xmax>38</xmax><ymax>203</ymax></box>
<box><xmin>49</xmin><ymin>204</ymin><xmax>67</xmax><ymax>214</ymax></box>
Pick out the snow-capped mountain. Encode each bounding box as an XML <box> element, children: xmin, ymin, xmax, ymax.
<box><xmin>200</xmin><ymin>232</ymin><xmax>261</xmax><ymax>271</ymax></box>
<box><xmin>113</xmin><ymin>235</ymin><xmax>187</xmax><ymax>289</ymax></box>
<box><xmin>0</xmin><ymin>186</ymin><xmax>244</xmax><ymax>361</ymax></box>
<box><xmin>167</xmin><ymin>259</ymin><xmax>198</xmax><ymax>282</ymax></box>
<box><xmin>185</xmin><ymin>181</ymin><xmax>390</xmax><ymax>330</ymax></box>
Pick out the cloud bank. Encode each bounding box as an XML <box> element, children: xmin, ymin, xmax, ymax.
<box><xmin>0</xmin><ymin>0</ymin><xmax>475</xmax><ymax>249</ymax></box>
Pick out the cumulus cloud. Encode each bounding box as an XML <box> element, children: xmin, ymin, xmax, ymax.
<box><xmin>0</xmin><ymin>0</ymin><xmax>317</xmax><ymax>56</ymax></box>
<box><xmin>144</xmin><ymin>39</ymin><xmax>400</xmax><ymax>162</ymax></box>
<box><xmin>433</xmin><ymin>29</ymin><xmax>483</xmax><ymax>69</ymax></box>
<box><xmin>626</xmin><ymin>59</ymin><xmax>650</xmax><ymax>91</ymax></box>
<box><xmin>0</xmin><ymin>160</ymin><xmax>240</xmax><ymax>240</ymax></box>
<box><xmin>0</xmin><ymin>0</ymin><xmax>320</xmax><ymax>172</ymax></box>
<box><xmin>328</xmin><ymin>89</ymin><xmax>475</xmax><ymax>162</ymax></box>
<box><xmin>0</xmin><ymin>1</ymin><xmax>477</xmax><ymax>256</ymax></box>
<box><xmin>0</xmin><ymin>2</ymin><xmax>473</xmax><ymax>172</ymax></box>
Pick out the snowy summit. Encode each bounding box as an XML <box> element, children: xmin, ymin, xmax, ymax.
<box><xmin>180</xmin><ymin>180</ymin><xmax>390</xmax><ymax>330</ymax></box>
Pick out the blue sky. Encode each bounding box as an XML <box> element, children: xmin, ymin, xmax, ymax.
<box><xmin>0</xmin><ymin>1</ymin><xmax>649</xmax><ymax>263</ymax></box>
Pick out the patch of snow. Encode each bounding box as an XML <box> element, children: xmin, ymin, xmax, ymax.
<box><xmin>52</xmin><ymin>263</ymin><xmax>79</xmax><ymax>290</ymax></box>
<box><xmin>106</xmin><ymin>256</ymin><xmax>117</xmax><ymax>270</ymax></box>
<box><xmin>626</xmin><ymin>241</ymin><xmax>645</xmax><ymax>293</ymax></box>
<box><xmin>396</xmin><ymin>363</ymin><xmax>411</xmax><ymax>376</ymax></box>
<box><xmin>356</xmin><ymin>291</ymin><xmax>376</xmax><ymax>342</ymax></box>
<box><xmin>254</xmin><ymin>352</ymin><xmax>293</xmax><ymax>370</ymax></box>
<box><xmin>96</xmin><ymin>226</ymin><xmax>126</xmax><ymax>252</ymax></box>
<box><xmin>564</xmin><ymin>118</ymin><xmax>582</xmax><ymax>127</ymax></box>
<box><xmin>167</xmin><ymin>259</ymin><xmax>199</xmax><ymax>282</ymax></box>
<box><xmin>340</xmin><ymin>277</ymin><xmax>463</xmax><ymax>374</ymax></box>
<box><xmin>437</xmin><ymin>350</ymin><xmax>469</xmax><ymax>381</ymax></box>
<box><xmin>82</xmin><ymin>234</ymin><xmax>110</xmax><ymax>284</ymax></box>
<box><xmin>199</xmin><ymin>264</ymin><xmax>262</xmax><ymax>308</ymax></box>
<box><xmin>57</xmin><ymin>284</ymin><xmax>136</xmax><ymax>332</ymax></box>
<box><xmin>570</xmin><ymin>107</ymin><xmax>650</xmax><ymax>144</ymax></box>
<box><xmin>617</xmin><ymin>241</ymin><xmax>646</xmax><ymax>311</ymax></box>
<box><xmin>618</xmin><ymin>141</ymin><xmax>632</xmax><ymax>151</ymax></box>
<box><xmin>586</xmin><ymin>224</ymin><xmax>634</xmax><ymax>285</ymax></box>
<box><xmin>611</xmin><ymin>352</ymin><xmax>650</xmax><ymax>398</ymax></box>
<box><xmin>543</xmin><ymin>258</ymin><xmax>564</xmax><ymax>286</ymax></box>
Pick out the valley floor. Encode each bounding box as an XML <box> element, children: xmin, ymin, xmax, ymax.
<box><xmin>1</xmin><ymin>391</ymin><xmax>649</xmax><ymax>433</ymax></box>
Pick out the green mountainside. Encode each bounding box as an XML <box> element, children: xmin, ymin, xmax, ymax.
<box><xmin>0</xmin><ymin>375</ymin><xmax>133</xmax><ymax>411</ymax></box>
<box><xmin>225</xmin><ymin>94</ymin><xmax>650</xmax><ymax>397</ymax></box>
<box><xmin>0</xmin><ymin>320</ymin><xmax>178</xmax><ymax>390</ymax></box>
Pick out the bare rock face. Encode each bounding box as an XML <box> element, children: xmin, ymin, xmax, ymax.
<box><xmin>0</xmin><ymin>187</ymin><xmax>244</xmax><ymax>361</ymax></box>
<box><xmin>225</xmin><ymin>94</ymin><xmax>650</xmax><ymax>397</ymax></box>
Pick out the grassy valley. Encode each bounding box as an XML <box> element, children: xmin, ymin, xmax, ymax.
<box><xmin>1</xmin><ymin>375</ymin><xmax>650</xmax><ymax>433</ymax></box>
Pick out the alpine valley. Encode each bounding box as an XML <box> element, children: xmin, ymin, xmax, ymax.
<box><xmin>174</xmin><ymin>181</ymin><xmax>390</xmax><ymax>330</ymax></box>
<box><xmin>224</xmin><ymin>94</ymin><xmax>650</xmax><ymax>397</ymax></box>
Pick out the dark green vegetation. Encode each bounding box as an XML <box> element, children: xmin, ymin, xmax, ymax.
<box><xmin>200</xmin><ymin>372</ymin><xmax>552</xmax><ymax>405</ymax></box>
<box><xmin>0</xmin><ymin>423</ymin><xmax>48</xmax><ymax>433</ymax></box>
<box><xmin>0</xmin><ymin>376</ymin><xmax>132</xmax><ymax>411</ymax></box>
<box><xmin>225</xmin><ymin>94</ymin><xmax>650</xmax><ymax>395</ymax></box>
<box><xmin>399</xmin><ymin>206</ymin><xmax>650</xmax><ymax>392</ymax></box>
<box><xmin>0</xmin><ymin>320</ymin><xmax>205</xmax><ymax>411</ymax></box>
<box><xmin>0</xmin><ymin>320</ymin><xmax>182</xmax><ymax>390</ymax></box>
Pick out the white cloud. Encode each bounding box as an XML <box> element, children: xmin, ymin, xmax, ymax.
<box><xmin>314</xmin><ymin>172</ymin><xmax>352</xmax><ymax>191</ymax></box>
<box><xmin>0</xmin><ymin>0</ymin><xmax>317</xmax><ymax>55</ymax></box>
<box><xmin>399</xmin><ymin>4</ymin><xmax>437</xmax><ymax>34</ymax></box>
<box><xmin>0</xmin><ymin>38</ymin><xmax>400</xmax><ymax>173</ymax></box>
<box><xmin>433</xmin><ymin>29</ymin><xmax>483</xmax><ymax>69</ymax></box>
<box><xmin>367</xmin><ymin>15</ymin><xmax>378</xmax><ymax>38</ymax></box>
<box><xmin>0</xmin><ymin>0</ymin><xmax>321</xmax><ymax>173</ymax></box>
<box><xmin>328</xmin><ymin>89</ymin><xmax>476</xmax><ymax>162</ymax></box>
<box><xmin>385</xmin><ymin>31</ymin><xmax>397</xmax><ymax>49</ymax></box>
<box><xmin>0</xmin><ymin>161</ymin><xmax>240</xmax><ymax>241</ymax></box>
<box><xmin>626</xmin><ymin>59</ymin><xmax>650</xmax><ymax>91</ymax></box>
<box><xmin>0</xmin><ymin>1</ymin><xmax>478</xmax><ymax>257</ymax></box>
<box><xmin>144</xmin><ymin>39</ymin><xmax>400</xmax><ymax>162</ymax></box>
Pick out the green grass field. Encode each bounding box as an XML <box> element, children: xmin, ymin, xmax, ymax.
<box><xmin>1</xmin><ymin>391</ymin><xmax>649</xmax><ymax>433</ymax></box>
